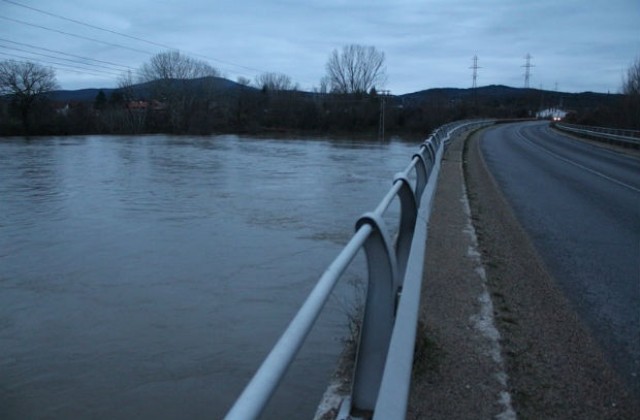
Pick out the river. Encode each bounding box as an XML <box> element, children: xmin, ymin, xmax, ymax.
<box><xmin>0</xmin><ymin>134</ymin><xmax>418</xmax><ymax>419</ymax></box>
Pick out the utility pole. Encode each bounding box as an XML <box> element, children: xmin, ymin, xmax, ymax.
<box><xmin>469</xmin><ymin>55</ymin><xmax>481</xmax><ymax>114</ymax></box>
<box><xmin>378</xmin><ymin>89</ymin><xmax>390</xmax><ymax>141</ymax></box>
<box><xmin>522</xmin><ymin>53</ymin><xmax>534</xmax><ymax>88</ymax></box>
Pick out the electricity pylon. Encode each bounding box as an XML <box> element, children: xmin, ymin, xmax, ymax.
<box><xmin>522</xmin><ymin>54</ymin><xmax>534</xmax><ymax>88</ymax></box>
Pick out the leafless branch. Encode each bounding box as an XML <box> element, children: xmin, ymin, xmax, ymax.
<box><xmin>325</xmin><ymin>44</ymin><xmax>386</xmax><ymax>94</ymax></box>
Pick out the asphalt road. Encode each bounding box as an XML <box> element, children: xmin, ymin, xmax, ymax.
<box><xmin>479</xmin><ymin>121</ymin><xmax>640</xmax><ymax>395</ymax></box>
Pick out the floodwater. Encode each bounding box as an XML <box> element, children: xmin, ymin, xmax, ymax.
<box><xmin>0</xmin><ymin>134</ymin><xmax>418</xmax><ymax>419</ymax></box>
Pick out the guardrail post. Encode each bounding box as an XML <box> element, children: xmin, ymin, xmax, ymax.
<box><xmin>351</xmin><ymin>212</ymin><xmax>399</xmax><ymax>415</ymax></box>
<box><xmin>412</xmin><ymin>151</ymin><xmax>428</xmax><ymax>204</ymax></box>
<box><xmin>422</xmin><ymin>139</ymin><xmax>437</xmax><ymax>175</ymax></box>
<box><xmin>393</xmin><ymin>174</ymin><xmax>417</xmax><ymax>285</ymax></box>
<box><xmin>425</xmin><ymin>139</ymin><xmax>436</xmax><ymax>161</ymax></box>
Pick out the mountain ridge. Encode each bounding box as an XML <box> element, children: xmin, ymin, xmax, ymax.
<box><xmin>47</xmin><ymin>76</ymin><xmax>251</xmax><ymax>102</ymax></box>
<box><xmin>47</xmin><ymin>78</ymin><xmax>620</xmax><ymax>102</ymax></box>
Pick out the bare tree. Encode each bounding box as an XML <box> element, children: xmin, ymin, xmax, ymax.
<box><xmin>117</xmin><ymin>70</ymin><xmax>138</xmax><ymax>102</ymax></box>
<box><xmin>318</xmin><ymin>76</ymin><xmax>329</xmax><ymax>94</ymax></box>
<box><xmin>236</xmin><ymin>76</ymin><xmax>252</xmax><ymax>87</ymax></box>
<box><xmin>140</xmin><ymin>50</ymin><xmax>220</xmax><ymax>82</ymax></box>
<box><xmin>104</xmin><ymin>69</ymin><xmax>146</xmax><ymax>133</ymax></box>
<box><xmin>620</xmin><ymin>57</ymin><xmax>640</xmax><ymax>129</ymax></box>
<box><xmin>0</xmin><ymin>60</ymin><xmax>58</xmax><ymax>132</ymax></box>
<box><xmin>138</xmin><ymin>50</ymin><xmax>221</xmax><ymax>132</ymax></box>
<box><xmin>254</xmin><ymin>72</ymin><xmax>298</xmax><ymax>91</ymax></box>
<box><xmin>622</xmin><ymin>56</ymin><xmax>640</xmax><ymax>96</ymax></box>
<box><xmin>252</xmin><ymin>72</ymin><xmax>299</xmax><ymax>128</ymax></box>
<box><xmin>325</xmin><ymin>44</ymin><xmax>386</xmax><ymax>94</ymax></box>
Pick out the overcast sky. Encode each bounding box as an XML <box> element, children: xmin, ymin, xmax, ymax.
<box><xmin>0</xmin><ymin>0</ymin><xmax>638</xmax><ymax>94</ymax></box>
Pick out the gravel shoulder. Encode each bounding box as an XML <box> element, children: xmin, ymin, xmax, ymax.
<box><xmin>407</xmin><ymin>125</ymin><xmax>639</xmax><ymax>419</ymax></box>
<box><xmin>407</xmin><ymin>129</ymin><xmax>514</xmax><ymax>419</ymax></box>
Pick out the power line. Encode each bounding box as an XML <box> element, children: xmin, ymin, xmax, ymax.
<box><xmin>0</xmin><ymin>51</ymin><xmax>122</xmax><ymax>77</ymax></box>
<box><xmin>0</xmin><ymin>15</ymin><xmax>153</xmax><ymax>55</ymax></box>
<box><xmin>1</xmin><ymin>0</ymin><xmax>171</xmax><ymax>50</ymax></box>
<box><xmin>2</xmin><ymin>0</ymin><xmax>323</xmax><ymax>90</ymax></box>
<box><xmin>0</xmin><ymin>37</ymin><xmax>137</xmax><ymax>73</ymax></box>
<box><xmin>0</xmin><ymin>51</ymin><xmax>125</xmax><ymax>78</ymax></box>
<box><xmin>0</xmin><ymin>0</ymin><xmax>277</xmax><ymax>78</ymax></box>
<box><xmin>0</xmin><ymin>43</ymin><xmax>133</xmax><ymax>76</ymax></box>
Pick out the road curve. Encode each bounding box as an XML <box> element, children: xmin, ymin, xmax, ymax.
<box><xmin>479</xmin><ymin>121</ymin><xmax>640</xmax><ymax>394</ymax></box>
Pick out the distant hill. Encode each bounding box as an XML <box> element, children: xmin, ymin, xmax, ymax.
<box><xmin>49</xmin><ymin>88</ymin><xmax>114</xmax><ymax>102</ymax></box>
<box><xmin>48</xmin><ymin>76</ymin><xmax>253</xmax><ymax>102</ymax></box>
<box><xmin>46</xmin><ymin>79</ymin><xmax>620</xmax><ymax>114</ymax></box>
<box><xmin>399</xmin><ymin>84</ymin><xmax>620</xmax><ymax>111</ymax></box>
<box><xmin>400</xmin><ymin>85</ymin><xmax>524</xmax><ymax>101</ymax></box>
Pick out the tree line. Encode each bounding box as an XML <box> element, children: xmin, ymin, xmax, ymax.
<box><xmin>1</xmin><ymin>47</ymin><xmax>639</xmax><ymax>136</ymax></box>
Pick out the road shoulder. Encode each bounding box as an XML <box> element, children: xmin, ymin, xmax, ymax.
<box><xmin>407</xmin><ymin>129</ymin><xmax>515</xmax><ymax>419</ymax></box>
<box><xmin>463</xmin><ymin>125</ymin><xmax>638</xmax><ymax>418</ymax></box>
<box><xmin>408</xmin><ymin>125</ymin><xmax>638</xmax><ymax>419</ymax></box>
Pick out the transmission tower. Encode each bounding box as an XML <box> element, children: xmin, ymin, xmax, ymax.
<box><xmin>522</xmin><ymin>53</ymin><xmax>534</xmax><ymax>88</ymax></box>
<box><xmin>469</xmin><ymin>55</ymin><xmax>481</xmax><ymax>88</ymax></box>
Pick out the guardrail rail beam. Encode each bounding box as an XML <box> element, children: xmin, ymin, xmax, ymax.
<box><xmin>225</xmin><ymin>119</ymin><xmax>494</xmax><ymax>420</ymax></box>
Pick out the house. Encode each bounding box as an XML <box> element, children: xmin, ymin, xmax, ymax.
<box><xmin>127</xmin><ymin>100</ymin><xmax>148</xmax><ymax>111</ymax></box>
<box><xmin>537</xmin><ymin>107</ymin><xmax>568</xmax><ymax>121</ymax></box>
<box><xmin>126</xmin><ymin>100</ymin><xmax>166</xmax><ymax>111</ymax></box>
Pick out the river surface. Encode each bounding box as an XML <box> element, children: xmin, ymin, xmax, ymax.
<box><xmin>0</xmin><ymin>134</ymin><xmax>418</xmax><ymax>419</ymax></box>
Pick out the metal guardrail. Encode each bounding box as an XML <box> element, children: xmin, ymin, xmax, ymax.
<box><xmin>554</xmin><ymin>122</ymin><xmax>640</xmax><ymax>148</ymax></box>
<box><xmin>224</xmin><ymin>119</ymin><xmax>494</xmax><ymax>420</ymax></box>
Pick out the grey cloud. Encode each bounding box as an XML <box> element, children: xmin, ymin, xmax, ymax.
<box><xmin>0</xmin><ymin>0</ymin><xmax>636</xmax><ymax>93</ymax></box>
